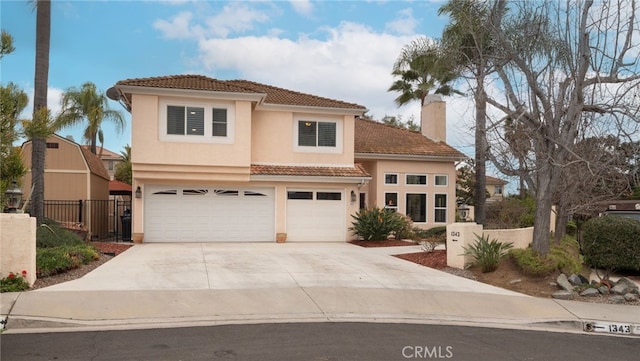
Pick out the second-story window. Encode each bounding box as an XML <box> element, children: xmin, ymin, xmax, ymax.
<box><xmin>161</xmin><ymin>99</ymin><xmax>233</xmax><ymax>144</ymax></box>
<box><xmin>298</xmin><ymin>121</ymin><xmax>336</xmax><ymax>147</ymax></box>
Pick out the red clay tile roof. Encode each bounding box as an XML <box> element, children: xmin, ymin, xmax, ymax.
<box><xmin>251</xmin><ymin>164</ymin><xmax>370</xmax><ymax>178</ymax></box>
<box><xmin>354</xmin><ymin>118</ymin><xmax>465</xmax><ymax>159</ymax></box>
<box><xmin>109</xmin><ymin>180</ymin><xmax>132</xmax><ymax>193</ymax></box>
<box><xmin>486</xmin><ymin>175</ymin><xmax>508</xmax><ymax>185</ymax></box>
<box><xmin>116</xmin><ymin>75</ymin><xmax>366</xmax><ymax>110</ymax></box>
<box><xmin>226</xmin><ymin>79</ymin><xmax>366</xmax><ymax>110</ymax></box>
<box><xmin>80</xmin><ymin>147</ymin><xmax>111</xmax><ymax>180</ymax></box>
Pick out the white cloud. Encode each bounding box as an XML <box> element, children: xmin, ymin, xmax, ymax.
<box><xmin>155</xmin><ymin>6</ymin><xmax>476</xmax><ymax>157</ymax></box>
<box><xmin>153</xmin><ymin>11</ymin><xmax>195</xmax><ymax>39</ymax></box>
<box><xmin>289</xmin><ymin>0</ymin><xmax>314</xmax><ymax>17</ymax></box>
<box><xmin>204</xmin><ymin>3</ymin><xmax>270</xmax><ymax>38</ymax></box>
<box><xmin>384</xmin><ymin>8</ymin><xmax>418</xmax><ymax>35</ymax></box>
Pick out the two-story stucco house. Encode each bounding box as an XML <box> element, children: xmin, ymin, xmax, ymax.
<box><xmin>108</xmin><ymin>75</ymin><xmax>464</xmax><ymax>243</ymax></box>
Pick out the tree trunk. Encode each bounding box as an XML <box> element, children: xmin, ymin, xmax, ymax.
<box><xmin>473</xmin><ymin>72</ymin><xmax>487</xmax><ymax>225</ymax></box>
<box><xmin>31</xmin><ymin>0</ymin><xmax>51</xmax><ymax>225</ymax></box>
<box><xmin>532</xmin><ymin>165</ymin><xmax>553</xmax><ymax>256</ymax></box>
<box><xmin>554</xmin><ymin>210</ymin><xmax>568</xmax><ymax>244</ymax></box>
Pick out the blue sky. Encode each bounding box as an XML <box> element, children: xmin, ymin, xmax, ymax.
<box><xmin>1</xmin><ymin>0</ymin><xmax>477</xmax><ymax>157</ymax></box>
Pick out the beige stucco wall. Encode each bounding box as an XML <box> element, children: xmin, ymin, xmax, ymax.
<box><xmin>360</xmin><ymin>159</ymin><xmax>458</xmax><ymax>229</ymax></box>
<box><xmin>0</xmin><ymin>214</ymin><xmax>37</xmax><ymax>286</ymax></box>
<box><xmin>251</xmin><ymin>111</ymin><xmax>355</xmax><ymax>166</ymax></box>
<box><xmin>131</xmin><ymin>94</ymin><xmax>253</xmax><ymax>170</ymax></box>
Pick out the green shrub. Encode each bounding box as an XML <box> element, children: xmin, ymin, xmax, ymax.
<box><xmin>0</xmin><ymin>271</ymin><xmax>30</xmax><ymax>292</ymax></box>
<box><xmin>582</xmin><ymin>215</ymin><xmax>640</xmax><ymax>272</ymax></box>
<box><xmin>423</xmin><ymin>226</ymin><xmax>447</xmax><ymax>238</ymax></box>
<box><xmin>350</xmin><ymin>207</ymin><xmax>408</xmax><ymax>241</ymax></box>
<box><xmin>510</xmin><ymin>236</ymin><xmax>583</xmax><ymax>276</ymax></box>
<box><xmin>510</xmin><ymin>248</ymin><xmax>556</xmax><ymax>276</ymax></box>
<box><xmin>463</xmin><ymin>233</ymin><xmax>513</xmax><ymax>272</ymax></box>
<box><xmin>394</xmin><ymin>214</ymin><xmax>415</xmax><ymax>240</ymax></box>
<box><xmin>36</xmin><ymin>245</ymin><xmax>99</xmax><ymax>277</ymax></box>
<box><xmin>37</xmin><ymin>221</ymin><xmax>84</xmax><ymax>248</ymax></box>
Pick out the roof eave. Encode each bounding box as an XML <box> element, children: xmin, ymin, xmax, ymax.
<box><xmin>354</xmin><ymin>152</ymin><xmax>466</xmax><ymax>162</ymax></box>
<box><xmin>251</xmin><ymin>175</ymin><xmax>371</xmax><ymax>184</ymax></box>
<box><xmin>256</xmin><ymin>103</ymin><xmax>367</xmax><ymax>116</ymax></box>
<box><xmin>115</xmin><ymin>85</ymin><xmax>266</xmax><ymax>104</ymax></box>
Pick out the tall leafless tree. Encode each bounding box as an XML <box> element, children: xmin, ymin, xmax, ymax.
<box><xmin>485</xmin><ymin>0</ymin><xmax>640</xmax><ymax>255</ymax></box>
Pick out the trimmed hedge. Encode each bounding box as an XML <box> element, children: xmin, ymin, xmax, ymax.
<box><xmin>581</xmin><ymin>215</ymin><xmax>640</xmax><ymax>272</ymax></box>
<box><xmin>37</xmin><ymin>220</ymin><xmax>84</xmax><ymax>248</ymax></box>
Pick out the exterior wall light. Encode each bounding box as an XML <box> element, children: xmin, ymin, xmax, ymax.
<box><xmin>350</xmin><ymin>190</ymin><xmax>357</xmax><ymax>203</ymax></box>
<box><xmin>4</xmin><ymin>180</ymin><xmax>23</xmax><ymax>213</ymax></box>
<box><xmin>135</xmin><ymin>186</ymin><xmax>142</xmax><ymax>199</ymax></box>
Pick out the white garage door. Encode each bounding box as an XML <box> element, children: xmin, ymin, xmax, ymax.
<box><xmin>144</xmin><ymin>186</ymin><xmax>274</xmax><ymax>242</ymax></box>
<box><xmin>286</xmin><ymin>190</ymin><xmax>345</xmax><ymax>242</ymax></box>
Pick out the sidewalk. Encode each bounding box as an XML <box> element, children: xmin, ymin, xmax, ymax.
<box><xmin>2</xmin><ymin>287</ymin><xmax>639</xmax><ymax>336</ymax></box>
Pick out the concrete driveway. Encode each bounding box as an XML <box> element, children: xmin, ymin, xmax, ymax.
<box><xmin>37</xmin><ymin>243</ymin><xmax>521</xmax><ymax>296</ymax></box>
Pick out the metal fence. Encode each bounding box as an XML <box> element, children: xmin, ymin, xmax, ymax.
<box><xmin>36</xmin><ymin>199</ymin><xmax>132</xmax><ymax>241</ymax></box>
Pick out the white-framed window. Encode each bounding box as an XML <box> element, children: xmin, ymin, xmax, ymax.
<box><xmin>406</xmin><ymin>193</ymin><xmax>427</xmax><ymax>223</ymax></box>
<box><xmin>293</xmin><ymin>115</ymin><xmax>343</xmax><ymax>153</ymax></box>
<box><xmin>434</xmin><ymin>194</ymin><xmax>447</xmax><ymax>223</ymax></box>
<box><xmin>435</xmin><ymin>175</ymin><xmax>448</xmax><ymax>186</ymax></box>
<box><xmin>406</xmin><ymin>174</ymin><xmax>427</xmax><ymax>185</ymax></box>
<box><xmin>495</xmin><ymin>186</ymin><xmax>503</xmax><ymax>195</ymax></box>
<box><xmin>159</xmin><ymin>98</ymin><xmax>234</xmax><ymax>144</ymax></box>
<box><xmin>385</xmin><ymin>173</ymin><xmax>399</xmax><ymax>185</ymax></box>
<box><xmin>384</xmin><ymin>192</ymin><xmax>398</xmax><ymax>212</ymax></box>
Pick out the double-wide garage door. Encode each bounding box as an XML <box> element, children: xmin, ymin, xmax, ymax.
<box><xmin>144</xmin><ymin>186</ymin><xmax>275</xmax><ymax>242</ymax></box>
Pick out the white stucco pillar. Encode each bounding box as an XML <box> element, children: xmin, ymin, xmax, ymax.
<box><xmin>446</xmin><ymin>222</ymin><xmax>484</xmax><ymax>270</ymax></box>
<box><xmin>0</xmin><ymin>213</ymin><xmax>37</xmax><ymax>285</ymax></box>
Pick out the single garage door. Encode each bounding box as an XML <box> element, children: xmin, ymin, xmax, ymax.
<box><xmin>286</xmin><ymin>189</ymin><xmax>345</xmax><ymax>242</ymax></box>
<box><xmin>144</xmin><ymin>186</ymin><xmax>274</xmax><ymax>242</ymax></box>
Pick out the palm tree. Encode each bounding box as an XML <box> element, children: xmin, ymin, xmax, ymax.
<box><xmin>31</xmin><ymin>0</ymin><xmax>51</xmax><ymax>225</ymax></box>
<box><xmin>59</xmin><ymin>82</ymin><xmax>125</xmax><ymax>156</ymax></box>
<box><xmin>388</xmin><ymin>37</ymin><xmax>461</xmax><ymax>107</ymax></box>
<box><xmin>438</xmin><ymin>0</ymin><xmax>501</xmax><ymax>225</ymax></box>
<box><xmin>114</xmin><ymin>145</ymin><xmax>132</xmax><ymax>185</ymax></box>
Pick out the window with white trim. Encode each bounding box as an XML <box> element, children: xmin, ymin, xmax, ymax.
<box><xmin>160</xmin><ymin>99</ymin><xmax>234</xmax><ymax>144</ymax></box>
<box><xmin>406</xmin><ymin>174</ymin><xmax>427</xmax><ymax>185</ymax></box>
<box><xmin>385</xmin><ymin>173</ymin><xmax>398</xmax><ymax>185</ymax></box>
<box><xmin>435</xmin><ymin>175</ymin><xmax>448</xmax><ymax>186</ymax></box>
<box><xmin>434</xmin><ymin>194</ymin><xmax>447</xmax><ymax>223</ymax></box>
<box><xmin>384</xmin><ymin>192</ymin><xmax>398</xmax><ymax>212</ymax></box>
<box><xmin>298</xmin><ymin>121</ymin><xmax>336</xmax><ymax>147</ymax></box>
<box><xmin>406</xmin><ymin>193</ymin><xmax>426</xmax><ymax>222</ymax></box>
<box><xmin>294</xmin><ymin>116</ymin><xmax>343</xmax><ymax>153</ymax></box>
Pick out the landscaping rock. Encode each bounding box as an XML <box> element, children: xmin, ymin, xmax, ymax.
<box><xmin>556</xmin><ymin>274</ymin><xmax>574</xmax><ymax>292</ymax></box>
<box><xmin>568</xmin><ymin>274</ymin><xmax>583</xmax><ymax>286</ymax></box>
<box><xmin>609</xmin><ymin>295</ymin><xmax>626</xmax><ymax>304</ymax></box>
<box><xmin>598</xmin><ymin>286</ymin><xmax>610</xmax><ymax>295</ymax></box>
<box><xmin>509</xmin><ymin>279</ymin><xmax>522</xmax><ymax>285</ymax></box>
<box><xmin>615</xmin><ymin>277</ymin><xmax>639</xmax><ymax>293</ymax></box>
<box><xmin>580</xmin><ymin>288</ymin><xmax>600</xmax><ymax>297</ymax></box>
<box><xmin>624</xmin><ymin>293</ymin><xmax>639</xmax><ymax>302</ymax></box>
<box><xmin>578</xmin><ymin>274</ymin><xmax>589</xmax><ymax>284</ymax></box>
<box><xmin>551</xmin><ymin>291</ymin><xmax>573</xmax><ymax>300</ymax></box>
<box><xmin>610</xmin><ymin>283</ymin><xmax>630</xmax><ymax>295</ymax></box>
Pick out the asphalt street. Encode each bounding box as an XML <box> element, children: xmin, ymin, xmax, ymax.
<box><xmin>2</xmin><ymin>322</ymin><xmax>638</xmax><ymax>361</ymax></box>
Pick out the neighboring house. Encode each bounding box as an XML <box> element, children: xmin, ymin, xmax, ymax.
<box><xmin>83</xmin><ymin>146</ymin><xmax>123</xmax><ymax>181</ymax></box>
<box><xmin>108</xmin><ymin>75</ymin><xmax>464</xmax><ymax>243</ymax></box>
<box><xmin>21</xmin><ymin>134</ymin><xmax>111</xmax><ymax>237</ymax></box>
<box><xmin>486</xmin><ymin>175</ymin><xmax>508</xmax><ymax>202</ymax></box>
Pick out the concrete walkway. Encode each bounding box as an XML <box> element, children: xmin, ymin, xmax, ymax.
<box><xmin>1</xmin><ymin>243</ymin><xmax>639</xmax><ymax>336</ymax></box>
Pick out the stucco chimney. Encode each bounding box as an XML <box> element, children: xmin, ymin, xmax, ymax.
<box><xmin>420</xmin><ymin>94</ymin><xmax>446</xmax><ymax>142</ymax></box>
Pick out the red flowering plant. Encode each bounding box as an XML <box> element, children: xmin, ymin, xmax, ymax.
<box><xmin>0</xmin><ymin>270</ymin><xmax>30</xmax><ymax>292</ymax></box>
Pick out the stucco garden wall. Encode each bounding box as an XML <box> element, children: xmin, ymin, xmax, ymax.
<box><xmin>0</xmin><ymin>214</ymin><xmax>37</xmax><ymax>285</ymax></box>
